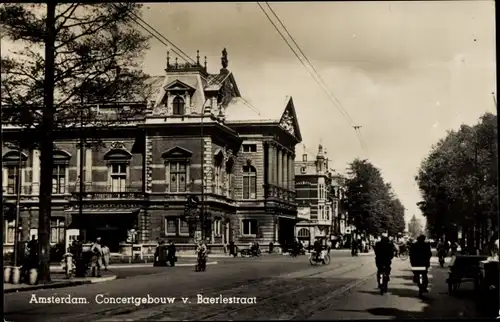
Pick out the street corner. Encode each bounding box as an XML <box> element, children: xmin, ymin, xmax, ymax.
<box><xmin>87</xmin><ymin>275</ymin><xmax>118</xmax><ymax>283</ymax></box>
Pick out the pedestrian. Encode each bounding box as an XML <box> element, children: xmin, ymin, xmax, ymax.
<box><xmin>269</xmin><ymin>241</ymin><xmax>274</xmax><ymax>254</ymax></box>
<box><xmin>27</xmin><ymin>235</ymin><xmax>38</xmax><ymax>269</ymax></box>
<box><xmin>167</xmin><ymin>240</ymin><xmax>176</xmax><ymax>266</ymax></box>
<box><xmin>90</xmin><ymin>237</ymin><xmax>103</xmax><ymax>277</ymax></box>
<box><xmin>102</xmin><ymin>244</ymin><xmax>110</xmax><ymax>271</ymax></box>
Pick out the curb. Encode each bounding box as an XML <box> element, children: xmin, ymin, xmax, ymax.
<box><xmin>4</xmin><ymin>275</ymin><xmax>117</xmax><ymax>294</ymax></box>
<box><xmin>49</xmin><ymin>261</ymin><xmax>219</xmax><ymax>271</ymax></box>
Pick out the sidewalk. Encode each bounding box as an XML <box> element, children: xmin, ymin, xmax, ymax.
<box><xmin>309</xmin><ymin>257</ymin><xmax>480</xmax><ymax>319</ymax></box>
<box><xmin>4</xmin><ymin>272</ymin><xmax>117</xmax><ymax>294</ymax></box>
<box><xmin>48</xmin><ymin>260</ymin><xmax>218</xmax><ymax>272</ymax></box>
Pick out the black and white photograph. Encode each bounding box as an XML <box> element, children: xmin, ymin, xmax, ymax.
<box><xmin>1</xmin><ymin>1</ymin><xmax>498</xmax><ymax>321</ymax></box>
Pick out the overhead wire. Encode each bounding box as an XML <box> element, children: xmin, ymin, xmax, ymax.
<box><xmin>258</xmin><ymin>2</ymin><xmax>368</xmax><ymax>157</ymax></box>
<box><xmin>124</xmin><ymin>7</ymin><xmax>196</xmax><ymax>64</ymax></box>
<box><xmin>262</xmin><ymin>2</ymin><xmax>355</xmax><ymax>127</ymax></box>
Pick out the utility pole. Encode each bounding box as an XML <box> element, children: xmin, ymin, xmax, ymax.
<box><xmin>38</xmin><ymin>1</ymin><xmax>57</xmax><ymax>284</ymax></box>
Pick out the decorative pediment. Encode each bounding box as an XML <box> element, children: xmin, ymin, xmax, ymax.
<box><xmin>161</xmin><ymin>146</ymin><xmax>193</xmax><ymax>159</ymax></box>
<box><xmin>278</xmin><ymin>96</ymin><xmax>302</xmax><ymax>141</ymax></box>
<box><xmin>164</xmin><ymin>80</ymin><xmax>196</xmax><ymax>92</ymax></box>
<box><xmin>104</xmin><ymin>146</ymin><xmax>132</xmax><ymax>160</ymax></box>
<box><xmin>2</xmin><ymin>150</ymin><xmax>28</xmax><ymax>162</ymax></box>
<box><xmin>53</xmin><ymin>150</ymin><xmax>71</xmax><ymax>163</ymax></box>
<box><xmin>110</xmin><ymin>142</ymin><xmax>126</xmax><ymax>150</ymax></box>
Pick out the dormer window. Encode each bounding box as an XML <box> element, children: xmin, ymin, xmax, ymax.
<box><xmin>173</xmin><ymin>96</ymin><xmax>185</xmax><ymax>115</ymax></box>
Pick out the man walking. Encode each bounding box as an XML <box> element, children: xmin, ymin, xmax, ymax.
<box><xmin>90</xmin><ymin>237</ymin><xmax>104</xmax><ymax>277</ymax></box>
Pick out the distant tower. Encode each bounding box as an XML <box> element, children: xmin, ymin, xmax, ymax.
<box><xmin>316</xmin><ymin>144</ymin><xmax>325</xmax><ymax>174</ymax></box>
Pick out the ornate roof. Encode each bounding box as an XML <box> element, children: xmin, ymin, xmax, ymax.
<box><xmin>225</xmin><ymin>95</ymin><xmax>302</xmax><ymax>142</ymax></box>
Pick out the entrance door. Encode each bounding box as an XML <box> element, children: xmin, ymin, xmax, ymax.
<box><xmin>83</xmin><ymin>214</ymin><xmax>133</xmax><ymax>253</ymax></box>
<box><xmin>278</xmin><ymin>219</ymin><xmax>294</xmax><ymax>246</ymax></box>
<box><xmin>94</xmin><ymin>226</ymin><xmax>125</xmax><ymax>253</ymax></box>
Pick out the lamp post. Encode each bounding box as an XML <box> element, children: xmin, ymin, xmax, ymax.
<box><xmin>13</xmin><ymin>147</ymin><xmax>23</xmax><ymax>268</ymax></box>
<box><xmin>78</xmin><ymin>84</ymin><xmax>86</xmax><ymax>241</ymax></box>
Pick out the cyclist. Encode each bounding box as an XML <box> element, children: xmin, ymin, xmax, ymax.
<box><xmin>437</xmin><ymin>239</ymin><xmax>448</xmax><ymax>258</ymax></box>
<box><xmin>409</xmin><ymin>235</ymin><xmax>432</xmax><ymax>293</ymax></box>
<box><xmin>313</xmin><ymin>238</ymin><xmax>323</xmax><ymax>261</ymax></box>
<box><xmin>374</xmin><ymin>233</ymin><xmax>394</xmax><ymax>288</ymax></box>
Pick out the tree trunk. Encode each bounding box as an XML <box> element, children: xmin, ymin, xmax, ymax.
<box><xmin>38</xmin><ymin>1</ymin><xmax>56</xmax><ymax>284</ymax></box>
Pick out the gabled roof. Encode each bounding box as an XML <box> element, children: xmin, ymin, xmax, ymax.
<box><xmin>205</xmin><ymin>71</ymin><xmax>241</xmax><ymax>97</ymax></box>
<box><xmin>278</xmin><ymin>96</ymin><xmax>302</xmax><ymax>141</ymax></box>
<box><xmin>225</xmin><ymin>95</ymin><xmax>303</xmax><ymax>142</ymax></box>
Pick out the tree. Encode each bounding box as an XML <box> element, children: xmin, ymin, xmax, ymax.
<box><xmin>1</xmin><ymin>3</ymin><xmax>151</xmax><ymax>283</ymax></box>
<box><xmin>416</xmin><ymin>113</ymin><xmax>498</xmax><ymax>247</ymax></box>
<box><xmin>344</xmin><ymin>159</ymin><xmax>406</xmax><ymax>237</ymax></box>
<box><xmin>384</xmin><ymin>184</ymin><xmax>406</xmax><ymax>236</ymax></box>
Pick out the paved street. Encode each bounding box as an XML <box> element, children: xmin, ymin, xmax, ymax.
<box><xmin>4</xmin><ymin>252</ymin><xmax>481</xmax><ymax>321</ymax></box>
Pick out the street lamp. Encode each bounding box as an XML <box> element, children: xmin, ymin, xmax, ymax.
<box><xmin>6</xmin><ymin>142</ymin><xmax>24</xmax><ymax>268</ymax></box>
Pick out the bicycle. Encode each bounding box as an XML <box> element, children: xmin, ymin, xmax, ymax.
<box><xmin>378</xmin><ymin>267</ymin><xmax>390</xmax><ymax>294</ymax></box>
<box><xmin>411</xmin><ymin>266</ymin><xmax>428</xmax><ymax>297</ymax></box>
<box><xmin>309</xmin><ymin>250</ymin><xmax>331</xmax><ymax>266</ymax></box>
<box><xmin>398</xmin><ymin>249</ymin><xmax>409</xmax><ymax>260</ymax></box>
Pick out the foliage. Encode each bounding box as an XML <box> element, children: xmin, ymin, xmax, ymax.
<box><xmin>0</xmin><ymin>3</ymin><xmax>151</xmax><ymax>282</ymax></box>
<box><xmin>416</xmin><ymin>113</ymin><xmax>498</xmax><ymax>242</ymax></box>
<box><xmin>344</xmin><ymin>159</ymin><xmax>406</xmax><ymax>236</ymax></box>
<box><xmin>0</xmin><ymin>3</ymin><xmax>152</xmax><ymax>135</ymax></box>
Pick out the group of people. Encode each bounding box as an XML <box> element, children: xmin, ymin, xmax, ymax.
<box><xmin>374</xmin><ymin>234</ymin><xmax>432</xmax><ymax>292</ymax></box>
<box><xmin>153</xmin><ymin>240</ymin><xmax>177</xmax><ymax>266</ymax></box>
<box><xmin>352</xmin><ymin>237</ymin><xmax>371</xmax><ymax>255</ymax></box>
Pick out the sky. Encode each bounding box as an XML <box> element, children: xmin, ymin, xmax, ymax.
<box><xmin>1</xmin><ymin>2</ymin><xmax>496</xmax><ymax>226</ymax></box>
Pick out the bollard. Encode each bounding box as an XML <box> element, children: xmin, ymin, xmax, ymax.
<box><xmin>65</xmin><ymin>253</ymin><xmax>74</xmax><ymax>279</ymax></box>
<box><xmin>28</xmin><ymin>268</ymin><xmax>38</xmax><ymax>285</ymax></box>
<box><xmin>10</xmin><ymin>266</ymin><xmax>21</xmax><ymax>284</ymax></box>
<box><xmin>4</xmin><ymin>266</ymin><xmax>12</xmax><ymax>283</ymax></box>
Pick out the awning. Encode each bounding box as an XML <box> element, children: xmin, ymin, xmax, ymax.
<box><xmin>277</xmin><ymin>214</ymin><xmax>299</xmax><ymax>220</ymax></box>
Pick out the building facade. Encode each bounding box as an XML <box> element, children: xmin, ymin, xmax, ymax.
<box><xmin>2</xmin><ymin>50</ymin><xmax>303</xmax><ymax>254</ymax></box>
<box><xmin>330</xmin><ymin>174</ymin><xmax>348</xmax><ymax>235</ymax></box>
<box><xmin>294</xmin><ymin>145</ymin><xmax>333</xmax><ymax>247</ymax></box>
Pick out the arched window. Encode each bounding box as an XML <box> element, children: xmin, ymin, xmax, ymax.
<box><xmin>173</xmin><ymin>96</ymin><xmax>185</xmax><ymax>115</ymax></box>
<box><xmin>2</xmin><ymin>150</ymin><xmax>28</xmax><ymax>195</ymax></box>
<box><xmin>162</xmin><ymin>146</ymin><xmax>192</xmax><ymax>193</ymax></box>
<box><xmin>104</xmin><ymin>148</ymin><xmax>132</xmax><ymax>192</ymax></box>
<box><xmin>298</xmin><ymin>228</ymin><xmax>310</xmax><ymax>238</ymax></box>
<box><xmin>52</xmin><ymin>150</ymin><xmax>71</xmax><ymax>195</ymax></box>
<box><xmin>243</xmin><ymin>166</ymin><xmax>257</xmax><ymax>199</ymax></box>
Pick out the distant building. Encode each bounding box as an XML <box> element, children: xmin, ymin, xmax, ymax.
<box><xmin>330</xmin><ymin>174</ymin><xmax>347</xmax><ymax>235</ymax></box>
<box><xmin>294</xmin><ymin>145</ymin><xmax>333</xmax><ymax>246</ymax></box>
<box><xmin>2</xmin><ymin>49</ymin><xmax>303</xmax><ymax>254</ymax></box>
